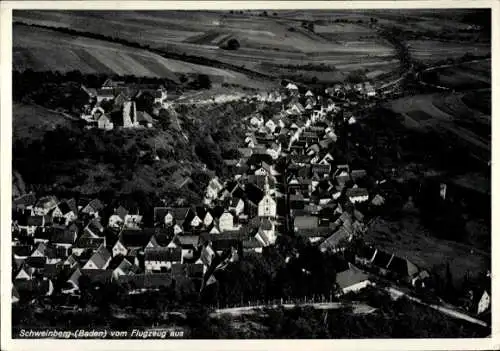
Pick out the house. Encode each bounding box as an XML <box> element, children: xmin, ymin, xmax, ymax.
<box><xmin>112</xmin><ymin>229</ymin><xmax>151</xmax><ymax>256</ymax></box>
<box><xmin>52</xmin><ymin>200</ymin><xmax>77</xmax><ymax>225</ymax></box>
<box><xmin>255</xmin><ymin>218</ymin><xmax>277</xmax><ymax>246</ymax></box>
<box><xmin>136</xmin><ymin>111</ymin><xmax>154</xmax><ymax>128</ymax></box>
<box><xmin>218</xmin><ymin>211</ymin><xmax>240</xmax><ymax>232</ymax></box>
<box><xmin>112</xmin><ymin>258</ymin><xmax>139</xmax><ymax>280</ymax></box>
<box><xmin>200</xmin><ymin>245</ymin><xmax>216</xmax><ymax>267</ymax></box>
<box><xmin>294</xmin><ymin>215</ymin><xmax>319</xmax><ymax>232</ymax></box>
<box><xmin>351</xmin><ymin>169</ymin><xmax>367</xmax><ymax>182</ymax></box>
<box><xmin>84</xmin><ymin>218</ymin><xmax>104</xmax><ymax>238</ymax></box>
<box><xmin>50</xmin><ymin>226</ymin><xmax>77</xmax><ymax>256</ymax></box>
<box><xmin>238</xmin><ymin>147</ymin><xmax>253</xmax><ymax>160</ymax></box>
<box><xmin>22</xmin><ymin>215</ymin><xmax>47</xmax><ymax>236</ymax></box>
<box><xmin>286</xmin><ymin>102</ymin><xmax>306</xmax><ymax>116</ymax></box>
<box><xmin>265</xmin><ymin>119</ymin><xmax>277</xmax><ymax>133</ymax></box>
<box><xmin>144</xmin><ymin>247</ymin><xmax>182</xmax><ymax>272</ymax></box>
<box><xmin>336</xmin><ymin>263</ymin><xmax>371</xmax><ymax>295</ymax></box>
<box><xmin>477</xmin><ymin>290</ymin><xmax>491</xmax><ymax>315</ymax></box>
<box><xmin>206</xmin><ymin>177</ymin><xmax>224</xmax><ymax>200</ymax></box>
<box><xmin>312</xmin><ymin>163</ymin><xmax>331</xmax><ymax>178</ymax></box>
<box><xmin>15</xmin><ymin>265</ymin><xmax>35</xmax><ymax>280</ymax></box>
<box><xmin>174</xmin><ymin>235</ymin><xmax>199</xmax><ymax>262</ymax></box>
<box><xmin>96</xmin><ymin>112</ymin><xmax>114</xmax><ymax>130</ymax></box>
<box><xmin>250</xmin><ymin>115</ymin><xmax>264</xmax><ymax>128</ymax></box>
<box><xmin>319</xmin><ymin>226</ymin><xmax>352</xmax><ymax>253</ymax></box>
<box><xmin>12</xmin><ymin>245</ymin><xmax>32</xmax><ymax>266</ymax></box>
<box><xmin>370</xmin><ymin>249</ymin><xmax>393</xmax><ymax>272</ymax></box>
<box><xmin>210</xmin><ymin>232</ymin><xmax>243</xmax><ymax>255</ymax></box>
<box><xmin>386</xmin><ymin>255</ymin><xmax>419</xmax><ymax>281</ymax></box>
<box><xmin>346</xmin><ymin>188</ymin><xmax>369</xmax><ymax>204</ymax></box>
<box><xmin>153</xmin><ymin>207</ymin><xmax>172</xmax><ymax>226</ymax></box>
<box><xmin>290</xmin><ymin>193</ymin><xmax>306</xmax><ymax>210</ymax></box>
<box><xmin>14</xmin><ymin>278</ymin><xmax>54</xmax><ymax>299</ymax></box>
<box><xmin>243</xmin><ymin>237</ymin><xmax>264</xmax><ymax>254</ymax></box>
<box><xmin>371</xmin><ymin>194</ymin><xmax>385</xmax><ymax>206</ymax></box>
<box><xmin>108</xmin><ymin>206</ymin><xmax>129</xmax><ymax>228</ymax></box>
<box><xmin>13</xmin><ymin>193</ymin><xmax>37</xmax><ymax>214</ymax></box>
<box><xmin>124</xmin><ymin>210</ymin><xmax>143</xmax><ymax>229</ymax></box>
<box><xmin>81</xmin><ymin>199</ymin><xmax>104</xmax><ymax>218</ymax></box>
<box><xmin>61</xmin><ymin>268</ymin><xmax>82</xmax><ymax>294</ymax></box>
<box><xmin>33</xmin><ymin>196</ymin><xmax>58</xmax><ymax>216</ymax></box>
<box><xmin>229</xmin><ymin>198</ymin><xmax>245</xmax><ymax>216</ymax></box>
<box><xmin>83</xmin><ymin>245</ymin><xmax>111</xmax><ymax>270</ymax></box>
<box><xmin>12</xmin><ymin>286</ymin><xmax>20</xmax><ymax>304</ymax></box>
<box><xmin>286</xmin><ymin>82</ymin><xmax>299</xmax><ymax>92</ymax></box>
<box><xmin>121</xmin><ymin>100</ymin><xmax>139</xmax><ymax>128</ymax></box>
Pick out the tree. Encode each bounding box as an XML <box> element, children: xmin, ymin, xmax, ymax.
<box><xmin>195</xmin><ymin>74</ymin><xmax>212</xmax><ymax>90</ymax></box>
<box><xmin>220</xmin><ymin>38</ymin><xmax>240</xmax><ymax>51</ymax></box>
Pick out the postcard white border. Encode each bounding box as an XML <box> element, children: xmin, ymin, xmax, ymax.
<box><xmin>1</xmin><ymin>1</ymin><xmax>498</xmax><ymax>350</ymax></box>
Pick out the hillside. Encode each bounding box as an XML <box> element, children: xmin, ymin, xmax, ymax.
<box><xmin>13</xmin><ymin>23</ymin><xmax>273</xmax><ymax>89</ymax></box>
<box><xmin>13</xmin><ymin>10</ymin><xmax>399</xmax><ymax>83</ymax></box>
<box><xmin>12</xmin><ymin>99</ymin><xmax>262</xmax><ymax>214</ymax></box>
<box><xmin>13</xmin><ymin>102</ymin><xmax>76</xmax><ymax>140</ymax></box>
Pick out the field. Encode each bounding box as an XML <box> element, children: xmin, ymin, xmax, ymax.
<box><xmin>408</xmin><ymin>41</ymin><xmax>491</xmax><ymax>64</ymax></box>
<box><xmin>366</xmin><ymin>216</ymin><xmax>489</xmax><ymax>286</ymax></box>
<box><xmin>388</xmin><ymin>91</ymin><xmax>491</xmax><ymax>163</ymax></box>
<box><xmin>13</xmin><ymin>10</ymin><xmax>399</xmax><ymax>83</ymax></box>
<box><xmin>13</xmin><ymin>24</ymin><xmax>273</xmax><ymax>89</ymax></box>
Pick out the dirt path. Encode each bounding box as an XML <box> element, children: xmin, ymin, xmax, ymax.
<box><xmin>211</xmin><ymin>301</ymin><xmax>376</xmax><ymax>317</ymax></box>
<box><xmin>382</xmin><ymin>286</ymin><xmax>488</xmax><ymax>328</ymax></box>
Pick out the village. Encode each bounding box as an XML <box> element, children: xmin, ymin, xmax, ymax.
<box><xmin>11</xmin><ymin>77</ymin><xmax>491</xmax><ymax>324</ymax></box>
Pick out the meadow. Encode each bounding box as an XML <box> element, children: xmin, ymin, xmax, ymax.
<box><xmin>409</xmin><ymin>41</ymin><xmax>491</xmax><ymax>64</ymax></box>
<box><xmin>13</xmin><ymin>10</ymin><xmax>399</xmax><ymax>83</ymax></box>
<box><xmin>13</xmin><ymin>24</ymin><xmax>272</xmax><ymax>89</ymax></box>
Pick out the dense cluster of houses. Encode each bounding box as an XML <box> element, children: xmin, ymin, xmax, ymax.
<box><xmin>80</xmin><ymin>79</ymin><xmax>165</xmax><ymax>130</ymax></box>
<box><xmin>11</xmin><ymin>80</ymin><xmax>490</xmax><ymax>317</ymax></box>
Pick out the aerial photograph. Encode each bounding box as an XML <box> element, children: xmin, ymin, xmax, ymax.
<box><xmin>10</xmin><ymin>8</ymin><xmax>491</xmax><ymax>339</ymax></box>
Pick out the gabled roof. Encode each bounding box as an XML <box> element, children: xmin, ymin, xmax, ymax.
<box><xmin>114</xmin><ymin>206</ymin><xmax>129</xmax><ymax>220</ymax></box>
<box><xmin>56</xmin><ymin>201</ymin><xmax>73</xmax><ymax>215</ymax></box>
<box><xmin>243</xmin><ymin>237</ymin><xmax>264</xmax><ymax>249</ymax></box>
<box><xmin>34</xmin><ymin>196</ymin><xmax>58</xmax><ymax>210</ymax></box>
<box><xmin>145</xmin><ymin>247</ymin><xmax>181</xmax><ymax>262</ymax></box>
<box><xmin>260</xmin><ymin>218</ymin><xmax>274</xmax><ymax>231</ymax></box>
<box><xmin>371</xmin><ymin>250</ymin><xmax>392</xmax><ymax>268</ymax></box>
<box><xmin>51</xmin><ymin>227</ymin><xmax>76</xmax><ymax>244</ymax></box>
<box><xmin>68</xmin><ymin>268</ymin><xmax>82</xmax><ymax>286</ymax></box>
<box><xmin>119</xmin><ymin>229</ymin><xmax>152</xmax><ymax>248</ymax></box>
<box><xmin>387</xmin><ymin>256</ymin><xmax>419</xmax><ymax>277</ymax></box>
<box><xmin>85</xmin><ymin>218</ymin><xmax>104</xmax><ymax>236</ymax></box>
<box><xmin>175</xmin><ymin>235</ymin><xmax>199</xmax><ymax>248</ymax></box>
<box><xmin>294</xmin><ymin>215</ymin><xmax>319</xmax><ymax>230</ymax></box>
<box><xmin>82</xmin><ymin>199</ymin><xmax>104</xmax><ymax>213</ymax></box>
<box><xmin>87</xmin><ymin>245</ymin><xmax>111</xmax><ymax>269</ymax></box>
<box><xmin>13</xmin><ymin>193</ymin><xmax>37</xmax><ymax>208</ymax></box>
<box><xmin>27</xmin><ymin>216</ymin><xmax>44</xmax><ymax>227</ymax></box>
<box><xmin>171</xmin><ymin>207</ymin><xmax>190</xmax><ymax>222</ymax></box>
<box><xmin>346</xmin><ymin>188</ymin><xmax>369</xmax><ymax>198</ymax></box>
<box><xmin>153</xmin><ymin>207</ymin><xmax>169</xmax><ymax>223</ymax></box>
<box><xmin>115</xmin><ymin>258</ymin><xmax>135</xmax><ymax>275</ymax></box>
<box><xmin>137</xmin><ymin>111</ymin><xmax>153</xmax><ymax>123</ymax></box>
<box><xmin>245</xmin><ymin>183</ymin><xmax>264</xmax><ymax>205</ymax></box>
<box><xmin>336</xmin><ymin>263</ymin><xmax>370</xmax><ymax>290</ymax></box>
<box><xmin>319</xmin><ymin>227</ymin><xmax>351</xmax><ymax>251</ymax></box>
<box><xmin>12</xmin><ymin>245</ymin><xmax>32</xmax><ymax>257</ymax></box>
